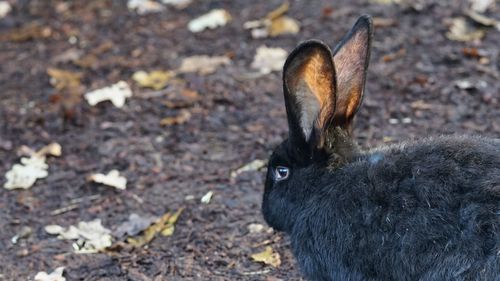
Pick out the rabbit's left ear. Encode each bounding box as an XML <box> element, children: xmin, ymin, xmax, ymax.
<box><xmin>332</xmin><ymin>15</ymin><xmax>372</xmax><ymax>130</ymax></box>
<box><xmin>283</xmin><ymin>40</ymin><xmax>336</xmax><ymax>150</ymax></box>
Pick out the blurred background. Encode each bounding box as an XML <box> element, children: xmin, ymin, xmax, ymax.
<box><xmin>0</xmin><ymin>0</ymin><xmax>499</xmax><ymax>280</ymax></box>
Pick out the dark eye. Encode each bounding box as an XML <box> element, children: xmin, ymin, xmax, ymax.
<box><xmin>274</xmin><ymin>166</ymin><xmax>290</xmax><ymax>181</ymax></box>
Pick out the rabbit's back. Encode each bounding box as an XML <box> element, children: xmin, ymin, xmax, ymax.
<box><xmin>292</xmin><ymin>136</ymin><xmax>500</xmax><ymax>281</ymax></box>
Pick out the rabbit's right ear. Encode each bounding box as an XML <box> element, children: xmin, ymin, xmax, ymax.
<box><xmin>283</xmin><ymin>40</ymin><xmax>336</xmax><ymax>151</ymax></box>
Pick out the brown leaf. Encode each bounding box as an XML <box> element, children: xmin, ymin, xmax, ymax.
<box><xmin>0</xmin><ymin>23</ymin><xmax>52</xmax><ymax>42</ymax></box>
<box><xmin>160</xmin><ymin>110</ymin><xmax>192</xmax><ymax>126</ymax></box>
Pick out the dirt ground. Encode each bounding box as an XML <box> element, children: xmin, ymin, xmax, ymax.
<box><xmin>0</xmin><ymin>0</ymin><xmax>499</xmax><ymax>280</ymax></box>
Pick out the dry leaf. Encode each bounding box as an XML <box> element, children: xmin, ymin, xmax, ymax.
<box><xmin>446</xmin><ymin>17</ymin><xmax>486</xmax><ymax>42</ymax></box>
<box><xmin>244</xmin><ymin>1</ymin><xmax>300</xmax><ymax>38</ymax></box>
<box><xmin>162</xmin><ymin>89</ymin><xmax>200</xmax><ymax>109</ymax></box>
<box><xmin>127</xmin><ymin>0</ymin><xmax>165</xmax><ymax>14</ymax></box>
<box><xmin>84</xmin><ymin>81</ymin><xmax>132</xmax><ymax>108</ymax></box>
<box><xmin>178</xmin><ymin>55</ymin><xmax>231</xmax><ymax>75</ymax></box>
<box><xmin>465</xmin><ymin>10</ymin><xmax>500</xmax><ymax>30</ymax></box>
<box><xmin>200</xmin><ymin>191</ymin><xmax>213</xmax><ymax>204</ymax></box>
<box><xmin>268</xmin><ymin>16</ymin><xmax>300</xmax><ymax>37</ymax></box>
<box><xmin>373</xmin><ymin>17</ymin><xmax>398</xmax><ymax>28</ymax></box>
<box><xmin>127</xmin><ymin>208</ymin><xmax>184</xmax><ymax>247</ymax></box>
<box><xmin>45</xmin><ymin>219</ymin><xmax>113</xmax><ymax>254</ymax></box>
<box><xmin>251</xmin><ymin>246</ymin><xmax>281</xmax><ymax>268</ymax></box>
<box><xmin>469</xmin><ymin>0</ymin><xmax>495</xmax><ymax>13</ymax></box>
<box><xmin>4</xmin><ymin>143</ymin><xmax>62</xmax><ymax>190</ymax></box>
<box><xmin>248</xmin><ymin>223</ymin><xmax>265</xmax><ymax>234</ymax></box>
<box><xmin>34</xmin><ymin>267</ymin><xmax>66</xmax><ymax>281</ymax></box>
<box><xmin>161</xmin><ymin>0</ymin><xmax>192</xmax><ymax>9</ymax></box>
<box><xmin>132</xmin><ymin>70</ymin><xmax>175</xmax><ymax>90</ymax></box>
<box><xmin>251</xmin><ymin>46</ymin><xmax>287</xmax><ymax>74</ymax></box>
<box><xmin>188</xmin><ymin>9</ymin><xmax>231</xmax><ymax>33</ymax></box>
<box><xmin>230</xmin><ymin>159</ymin><xmax>266</xmax><ymax>178</ymax></box>
<box><xmin>0</xmin><ymin>1</ymin><xmax>12</xmax><ymax>18</ymax></box>
<box><xmin>89</xmin><ymin>170</ymin><xmax>127</xmax><ymax>190</ymax></box>
<box><xmin>47</xmin><ymin>68</ymin><xmax>83</xmax><ymax>91</ymax></box>
<box><xmin>160</xmin><ymin>109</ymin><xmax>191</xmax><ymax>126</ymax></box>
<box><xmin>0</xmin><ymin>23</ymin><xmax>52</xmax><ymax>42</ymax></box>
<box><xmin>114</xmin><ymin>213</ymin><xmax>159</xmax><ymax>238</ymax></box>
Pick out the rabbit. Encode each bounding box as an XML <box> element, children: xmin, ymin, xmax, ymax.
<box><xmin>262</xmin><ymin>15</ymin><xmax>500</xmax><ymax>281</ymax></box>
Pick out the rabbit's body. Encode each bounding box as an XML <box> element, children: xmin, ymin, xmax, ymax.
<box><xmin>262</xmin><ymin>15</ymin><xmax>500</xmax><ymax>281</ymax></box>
<box><xmin>279</xmin><ymin>136</ymin><xmax>500</xmax><ymax>281</ymax></box>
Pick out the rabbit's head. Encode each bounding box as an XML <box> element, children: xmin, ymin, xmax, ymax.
<box><xmin>263</xmin><ymin>16</ymin><xmax>373</xmax><ymax>231</ymax></box>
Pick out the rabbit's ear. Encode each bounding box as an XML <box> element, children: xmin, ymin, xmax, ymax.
<box><xmin>332</xmin><ymin>15</ymin><xmax>372</xmax><ymax>129</ymax></box>
<box><xmin>283</xmin><ymin>40</ymin><xmax>336</xmax><ymax>149</ymax></box>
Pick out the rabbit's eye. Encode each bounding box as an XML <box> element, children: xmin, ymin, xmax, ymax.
<box><xmin>274</xmin><ymin>166</ymin><xmax>290</xmax><ymax>181</ymax></box>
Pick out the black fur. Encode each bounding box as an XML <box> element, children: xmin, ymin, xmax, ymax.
<box><xmin>262</xmin><ymin>15</ymin><xmax>500</xmax><ymax>281</ymax></box>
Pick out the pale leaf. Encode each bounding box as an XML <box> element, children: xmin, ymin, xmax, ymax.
<box><xmin>34</xmin><ymin>267</ymin><xmax>66</xmax><ymax>281</ymax></box>
<box><xmin>84</xmin><ymin>81</ymin><xmax>132</xmax><ymax>108</ymax></box>
<box><xmin>89</xmin><ymin>170</ymin><xmax>127</xmax><ymax>190</ymax></box>
<box><xmin>188</xmin><ymin>9</ymin><xmax>231</xmax><ymax>33</ymax></box>
<box><xmin>251</xmin><ymin>246</ymin><xmax>281</xmax><ymax>268</ymax></box>
<box><xmin>251</xmin><ymin>46</ymin><xmax>287</xmax><ymax>74</ymax></box>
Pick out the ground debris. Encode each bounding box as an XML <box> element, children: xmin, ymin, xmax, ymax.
<box><xmin>188</xmin><ymin>9</ymin><xmax>231</xmax><ymax>33</ymax></box>
<box><xmin>251</xmin><ymin>246</ymin><xmax>281</xmax><ymax>268</ymax></box>
<box><xmin>4</xmin><ymin>143</ymin><xmax>62</xmax><ymax>190</ymax></box>
<box><xmin>244</xmin><ymin>1</ymin><xmax>300</xmax><ymax>38</ymax></box>
<box><xmin>89</xmin><ymin>170</ymin><xmax>127</xmax><ymax>190</ymax></box>
<box><xmin>34</xmin><ymin>267</ymin><xmax>66</xmax><ymax>281</ymax></box>
<box><xmin>126</xmin><ymin>208</ymin><xmax>184</xmax><ymax>247</ymax></box>
<box><xmin>45</xmin><ymin>219</ymin><xmax>112</xmax><ymax>254</ymax></box>
<box><xmin>251</xmin><ymin>46</ymin><xmax>287</xmax><ymax>74</ymax></box>
<box><xmin>84</xmin><ymin>81</ymin><xmax>132</xmax><ymax>108</ymax></box>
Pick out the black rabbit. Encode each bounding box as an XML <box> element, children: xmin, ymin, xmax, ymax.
<box><xmin>262</xmin><ymin>15</ymin><xmax>500</xmax><ymax>281</ymax></box>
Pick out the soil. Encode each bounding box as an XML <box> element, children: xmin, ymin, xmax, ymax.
<box><xmin>0</xmin><ymin>0</ymin><xmax>499</xmax><ymax>280</ymax></box>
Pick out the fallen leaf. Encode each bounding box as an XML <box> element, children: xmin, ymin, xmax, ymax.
<box><xmin>127</xmin><ymin>0</ymin><xmax>165</xmax><ymax>14</ymax></box>
<box><xmin>127</xmin><ymin>208</ymin><xmax>184</xmax><ymax>247</ymax></box>
<box><xmin>373</xmin><ymin>17</ymin><xmax>398</xmax><ymax>28</ymax></box>
<box><xmin>251</xmin><ymin>246</ymin><xmax>281</xmax><ymax>268</ymax></box>
<box><xmin>47</xmin><ymin>68</ymin><xmax>83</xmax><ymax>91</ymax></box>
<box><xmin>84</xmin><ymin>81</ymin><xmax>132</xmax><ymax>108</ymax></box>
<box><xmin>268</xmin><ymin>16</ymin><xmax>300</xmax><ymax>37</ymax></box>
<box><xmin>45</xmin><ymin>219</ymin><xmax>112</xmax><ymax>254</ymax></box>
<box><xmin>188</xmin><ymin>9</ymin><xmax>231</xmax><ymax>33</ymax></box>
<box><xmin>132</xmin><ymin>70</ymin><xmax>175</xmax><ymax>90</ymax></box>
<box><xmin>247</xmin><ymin>223</ymin><xmax>265</xmax><ymax>234</ymax></box>
<box><xmin>34</xmin><ymin>267</ymin><xmax>66</xmax><ymax>281</ymax></box>
<box><xmin>160</xmin><ymin>109</ymin><xmax>191</xmax><ymax>126</ymax></box>
<box><xmin>162</xmin><ymin>89</ymin><xmax>200</xmax><ymax>109</ymax></box>
<box><xmin>231</xmin><ymin>159</ymin><xmax>266</xmax><ymax>178</ymax></box>
<box><xmin>465</xmin><ymin>10</ymin><xmax>500</xmax><ymax>30</ymax></box>
<box><xmin>469</xmin><ymin>0</ymin><xmax>495</xmax><ymax>13</ymax></box>
<box><xmin>251</xmin><ymin>46</ymin><xmax>287</xmax><ymax>74</ymax></box>
<box><xmin>11</xmin><ymin>226</ymin><xmax>32</xmax><ymax>244</ymax></box>
<box><xmin>114</xmin><ymin>213</ymin><xmax>159</xmax><ymax>238</ymax></box>
<box><xmin>177</xmin><ymin>55</ymin><xmax>231</xmax><ymax>75</ymax></box>
<box><xmin>89</xmin><ymin>170</ymin><xmax>127</xmax><ymax>190</ymax></box>
<box><xmin>200</xmin><ymin>191</ymin><xmax>213</xmax><ymax>204</ymax></box>
<box><xmin>0</xmin><ymin>23</ymin><xmax>52</xmax><ymax>42</ymax></box>
<box><xmin>4</xmin><ymin>143</ymin><xmax>62</xmax><ymax>190</ymax></box>
<box><xmin>446</xmin><ymin>17</ymin><xmax>486</xmax><ymax>42</ymax></box>
<box><xmin>161</xmin><ymin>0</ymin><xmax>192</xmax><ymax>9</ymax></box>
<box><xmin>244</xmin><ymin>2</ymin><xmax>300</xmax><ymax>38</ymax></box>
<box><xmin>0</xmin><ymin>1</ymin><xmax>12</xmax><ymax>18</ymax></box>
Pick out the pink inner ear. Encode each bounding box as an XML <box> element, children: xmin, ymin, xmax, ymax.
<box><xmin>333</xmin><ymin>28</ymin><xmax>370</xmax><ymax>124</ymax></box>
<box><xmin>286</xmin><ymin>48</ymin><xmax>336</xmax><ymax>140</ymax></box>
